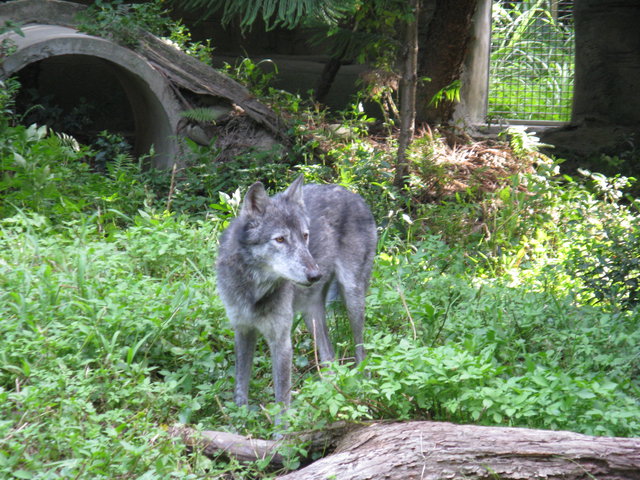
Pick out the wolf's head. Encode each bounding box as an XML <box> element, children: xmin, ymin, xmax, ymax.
<box><xmin>239</xmin><ymin>176</ymin><xmax>322</xmax><ymax>286</ymax></box>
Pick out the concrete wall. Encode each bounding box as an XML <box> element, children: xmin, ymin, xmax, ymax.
<box><xmin>573</xmin><ymin>0</ymin><xmax>640</xmax><ymax>126</ymax></box>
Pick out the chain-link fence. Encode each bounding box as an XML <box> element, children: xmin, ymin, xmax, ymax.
<box><xmin>488</xmin><ymin>0</ymin><xmax>574</xmax><ymax>122</ymax></box>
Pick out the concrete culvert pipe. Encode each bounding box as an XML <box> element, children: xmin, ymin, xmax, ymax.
<box><xmin>0</xmin><ymin>23</ymin><xmax>182</xmax><ymax>169</ymax></box>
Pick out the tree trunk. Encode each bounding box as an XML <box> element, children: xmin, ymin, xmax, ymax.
<box><xmin>393</xmin><ymin>0</ymin><xmax>420</xmax><ymax>189</ymax></box>
<box><xmin>172</xmin><ymin>421</ymin><xmax>640</xmax><ymax>480</ymax></box>
<box><xmin>416</xmin><ymin>0</ymin><xmax>478</xmax><ymax>125</ymax></box>
<box><xmin>314</xmin><ymin>57</ymin><xmax>344</xmax><ymax>104</ymax></box>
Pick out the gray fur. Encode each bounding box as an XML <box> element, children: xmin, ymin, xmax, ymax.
<box><xmin>216</xmin><ymin>175</ymin><xmax>377</xmax><ymax>407</ymax></box>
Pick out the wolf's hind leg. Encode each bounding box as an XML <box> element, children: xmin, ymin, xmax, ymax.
<box><xmin>234</xmin><ymin>326</ymin><xmax>258</xmax><ymax>406</ymax></box>
<box><xmin>340</xmin><ymin>284</ymin><xmax>366</xmax><ymax>365</ymax></box>
<box><xmin>302</xmin><ymin>289</ymin><xmax>335</xmax><ymax>365</ymax></box>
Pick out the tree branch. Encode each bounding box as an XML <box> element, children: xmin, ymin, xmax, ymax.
<box><xmin>394</xmin><ymin>0</ymin><xmax>420</xmax><ymax>189</ymax></box>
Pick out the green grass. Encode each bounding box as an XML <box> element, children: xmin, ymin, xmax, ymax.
<box><xmin>0</xmin><ymin>213</ymin><xmax>228</xmax><ymax>478</ymax></box>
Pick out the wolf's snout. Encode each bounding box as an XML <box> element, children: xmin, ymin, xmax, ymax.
<box><xmin>306</xmin><ymin>267</ymin><xmax>322</xmax><ymax>283</ymax></box>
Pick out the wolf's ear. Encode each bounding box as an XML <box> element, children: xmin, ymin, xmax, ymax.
<box><xmin>284</xmin><ymin>175</ymin><xmax>305</xmax><ymax>206</ymax></box>
<box><xmin>241</xmin><ymin>182</ymin><xmax>269</xmax><ymax>217</ymax></box>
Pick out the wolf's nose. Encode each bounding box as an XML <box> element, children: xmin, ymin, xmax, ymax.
<box><xmin>306</xmin><ymin>268</ymin><xmax>322</xmax><ymax>283</ymax></box>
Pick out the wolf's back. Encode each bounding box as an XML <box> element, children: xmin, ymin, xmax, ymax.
<box><xmin>302</xmin><ymin>184</ymin><xmax>377</xmax><ymax>281</ymax></box>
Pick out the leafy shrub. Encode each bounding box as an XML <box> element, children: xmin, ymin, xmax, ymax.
<box><xmin>292</xmin><ymin>333</ymin><xmax>639</xmax><ymax>437</ymax></box>
<box><xmin>0</xmin><ymin>77</ymin><xmax>20</xmax><ymax>122</ymax></box>
<box><xmin>0</xmin><ymin>122</ymin><xmax>151</xmax><ymax>230</ymax></box>
<box><xmin>77</xmin><ymin>0</ymin><xmax>175</xmax><ymax>47</ymax></box>
<box><xmin>141</xmin><ymin>137</ymin><xmax>295</xmax><ymax>217</ymax></box>
<box><xmin>553</xmin><ymin>172</ymin><xmax>640</xmax><ymax>308</ymax></box>
<box><xmin>91</xmin><ymin>130</ymin><xmax>132</xmax><ymax>172</ymax></box>
<box><xmin>77</xmin><ymin>0</ymin><xmax>214</xmax><ymax>62</ymax></box>
<box><xmin>220</xmin><ymin>58</ymin><xmax>280</xmax><ymax>98</ymax></box>
<box><xmin>117</xmin><ymin>210</ymin><xmax>219</xmax><ymax>279</ymax></box>
<box><xmin>0</xmin><ymin>124</ymin><xmax>85</xmax><ymax>217</ymax></box>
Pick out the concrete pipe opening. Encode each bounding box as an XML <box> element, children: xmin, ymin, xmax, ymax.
<box><xmin>1</xmin><ymin>24</ymin><xmax>182</xmax><ymax>168</ymax></box>
<box><xmin>16</xmin><ymin>55</ymin><xmax>136</xmax><ymax>154</ymax></box>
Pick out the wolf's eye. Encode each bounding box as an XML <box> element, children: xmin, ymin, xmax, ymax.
<box><xmin>274</xmin><ymin>236</ymin><xmax>286</xmax><ymax>243</ymax></box>
<box><xmin>303</xmin><ymin>233</ymin><xmax>309</xmax><ymax>241</ymax></box>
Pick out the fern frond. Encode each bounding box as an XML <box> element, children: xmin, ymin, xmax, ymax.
<box><xmin>180</xmin><ymin>107</ymin><xmax>230</xmax><ymax>124</ymax></box>
<box><xmin>174</xmin><ymin>0</ymin><xmax>350</xmax><ymax>31</ymax></box>
<box><xmin>56</xmin><ymin>132</ymin><xmax>81</xmax><ymax>152</ymax></box>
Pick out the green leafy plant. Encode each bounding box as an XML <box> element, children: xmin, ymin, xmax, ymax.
<box><xmin>91</xmin><ymin>130</ymin><xmax>132</xmax><ymax>172</ymax></box>
<box><xmin>0</xmin><ymin>211</ymin><xmax>226</xmax><ymax>478</ymax></box>
<box><xmin>0</xmin><ymin>119</ymin><xmax>151</xmax><ymax>229</ymax></box>
<box><xmin>221</xmin><ymin>57</ymin><xmax>280</xmax><ymax>97</ymax></box>
<box><xmin>557</xmin><ymin>173</ymin><xmax>640</xmax><ymax>308</ymax></box>
<box><xmin>0</xmin><ymin>77</ymin><xmax>20</xmax><ymax>125</ymax></box>
<box><xmin>77</xmin><ymin>0</ymin><xmax>215</xmax><ymax>65</ymax></box>
<box><xmin>291</xmin><ymin>333</ymin><xmax>639</xmax><ymax>436</ymax></box>
<box><xmin>499</xmin><ymin>125</ymin><xmax>551</xmax><ymax>159</ymax></box>
<box><xmin>76</xmin><ymin>0</ymin><xmax>171</xmax><ymax>46</ymax></box>
<box><xmin>166</xmin><ymin>22</ymin><xmax>215</xmax><ymax>65</ymax></box>
<box><xmin>429</xmin><ymin>79</ymin><xmax>461</xmax><ymax>108</ymax></box>
<box><xmin>0</xmin><ymin>21</ymin><xmax>23</xmax><ymax>60</ymax></box>
<box><xmin>0</xmin><ymin>123</ymin><xmax>74</xmax><ymax>217</ymax></box>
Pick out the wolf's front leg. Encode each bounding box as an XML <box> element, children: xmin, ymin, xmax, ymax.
<box><xmin>234</xmin><ymin>326</ymin><xmax>258</xmax><ymax>406</ymax></box>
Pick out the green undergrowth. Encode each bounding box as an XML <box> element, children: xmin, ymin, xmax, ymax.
<box><xmin>1</xmin><ymin>78</ymin><xmax>640</xmax><ymax>478</ymax></box>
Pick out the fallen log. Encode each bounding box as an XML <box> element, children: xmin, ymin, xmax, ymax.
<box><xmin>169</xmin><ymin>424</ymin><xmax>286</xmax><ymax>465</ymax></box>
<box><xmin>168</xmin><ymin>421</ymin><xmax>357</xmax><ymax>468</ymax></box>
<box><xmin>171</xmin><ymin>421</ymin><xmax>640</xmax><ymax>480</ymax></box>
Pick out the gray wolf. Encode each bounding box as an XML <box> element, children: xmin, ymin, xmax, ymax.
<box><xmin>216</xmin><ymin>175</ymin><xmax>377</xmax><ymax>407</ymax></box>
